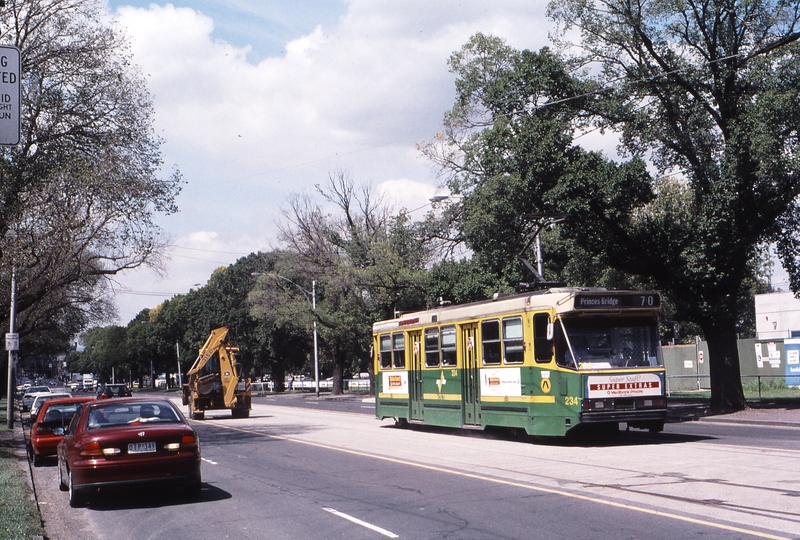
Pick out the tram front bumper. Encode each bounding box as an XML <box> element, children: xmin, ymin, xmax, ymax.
<box><xmin>580</xmin><ymin>397</ymin><xmax>667</xmax><ymax>424</ymax></box>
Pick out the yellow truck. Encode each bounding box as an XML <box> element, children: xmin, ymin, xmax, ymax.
<box><xmin>182</xmin><ymin>327</ymin><xmax>251</xmax><ymax>419</ymax></box>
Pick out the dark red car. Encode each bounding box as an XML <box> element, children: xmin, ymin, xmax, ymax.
<box><xmin>30</xmin><ymin>396</ymin><xmax>96</xmax><ymax>466</ymax></box>
<box><xmin>57</xmin><ymin>397</ymin><xmax>202</xmax><ymax>507</ymax></box>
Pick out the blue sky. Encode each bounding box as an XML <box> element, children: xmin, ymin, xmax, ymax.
<box><xmin>100</xmin><ymin>1</ymin><xmax>586</xmax><ymax>322</ymax></box>
<box><xmin>107</xmin><ymin>1</ymin><xmax>348</xmax><ymax>62</ymax></box>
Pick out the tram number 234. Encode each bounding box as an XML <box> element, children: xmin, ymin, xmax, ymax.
<box><xmin>564</xmin><ymin>396</ymin><xmax>580</xmax><ymax>406</ymax></box>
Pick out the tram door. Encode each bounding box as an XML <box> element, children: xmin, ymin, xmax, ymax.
<box><xmin>461</xmin><ymin>323</ymin><xmax>480</xmax><ymax>426</ymax></box>
<box><xmin>408</xmin><ymin>331</ymin><xmax>424</xmax><ymax>421</ymax></box>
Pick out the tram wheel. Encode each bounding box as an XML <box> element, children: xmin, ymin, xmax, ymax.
<box><xmin>394</xmin><ymin>417</ymin><xmax>409</xmax><ymax>428</ymax></box>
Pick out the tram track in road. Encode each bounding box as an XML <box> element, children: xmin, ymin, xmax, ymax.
<box><xmin>197</xmin><ymin>408</ymin><xmax>799</xmax><ymax>540</ymax></box>
<box><xmin>576</xmin><ymin>475</ymin><xmax>800</xmax><ymax>528</ymax></box>
<box><xmin>166</xmin><ymin>396</ymin><xmax>800</xmax><ymax>538</ymax></box>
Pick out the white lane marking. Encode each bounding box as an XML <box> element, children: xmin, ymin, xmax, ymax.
<box><xmin>202</xmin><ymin>457</ymin><xmax>218</xmax><ymax>465</ymax></box>
<box><xmin>323</xmin><ymin>507</ymin><xmax>399</xmax><ymax>538</ymax></box>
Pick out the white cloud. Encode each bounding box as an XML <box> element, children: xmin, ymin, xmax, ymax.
<box><xmin>108</xmin><ymin>0</ymin><xmax>554</xmax><ymax>322</ymax></box>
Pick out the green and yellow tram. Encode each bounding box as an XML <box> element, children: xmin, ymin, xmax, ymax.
<box><xmin>373</xmin><ymin>288</ymin><xmax>667</xmax><ymax>437</ymax></box>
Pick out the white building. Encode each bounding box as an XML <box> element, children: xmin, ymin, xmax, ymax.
<box><xmin>755</xmin><ymin>291</ymin><xmax>800</xmax><ymax>340</ymax></box>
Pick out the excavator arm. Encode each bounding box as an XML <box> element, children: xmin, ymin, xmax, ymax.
<box><xmin>187</xmin><ymin>327</ymin><xmax>230</xmax><ymax>377</ymax></box>
<box><xmin>217</xmin><ymin>346</ymin><xmax>241</xmax><ymax>408</ymax></box>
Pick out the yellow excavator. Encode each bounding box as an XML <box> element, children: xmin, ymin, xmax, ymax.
<box><xmin>182</xmin><ymin>327</ymin><xmax>251</xmax><ymax>419</ymax></box>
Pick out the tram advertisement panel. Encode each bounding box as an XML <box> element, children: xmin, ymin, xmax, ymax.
<box><xmin>480</xmin><ymin>368</ymin><xmax>522</xmax><ymax>397</ymax></box>
<box><xmin>381</xmin><ymin>371</ymin><xmax>409</xmax><ymax>394</ymax></box>
<box><xmin>587</xmin><ymin>373</ymin><xmax>662</xmax><ymax>398</ymax></box>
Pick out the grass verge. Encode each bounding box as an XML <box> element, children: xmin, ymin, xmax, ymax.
<box><xmin>0</xmin><ymin>397</ymin><xmax>45</xmax><ymax>540</ymax></box>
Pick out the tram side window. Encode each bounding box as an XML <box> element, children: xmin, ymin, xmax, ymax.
<box><xmin>482</xmin><ymin>320</ymin><xmax>501</xmax><ymax>365</ymax></box>
<box><xmin>441</xmin><ymin>326</ymin><xmax>457</xmax><ymax>366</ymax></box>
<box><xmin>392</xmin><ymin>333</ymin><xmax>406</xmax><ymax>369</ymax></box>
<box><xmin>503</xmin><ymin>317</ymin><xmax>524</xmax><ymax>364</ymax></box>
<box><xmin>534</xmin><ymin>313</ymin><xmax>552</xmax><ymax>363</ymax></box>
<box><xmin>425</xmin><ymin>328</ymin><xmax>440</xmax><ymax>367</ymax></box>
<box><xmin>379</xmin><ymin>335</ymin><xmax>392</xmax><ymax>369</ymax></box>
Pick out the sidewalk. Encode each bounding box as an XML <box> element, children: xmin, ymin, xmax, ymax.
<box><xmin>668</xmin><ymin>400</ymin><xmax>800</xmax><ymax>427</ymax></box>
<box><xmin>0</xmin><ymin>400</ymin><xmax>45</xmax><ymax>540</ymax></box>
<box><xmin>0</xmin><ymin>404</ymin><xmax>34</xmax><ymax>485</ymax></box>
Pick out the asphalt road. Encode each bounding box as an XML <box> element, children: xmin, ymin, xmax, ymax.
<box><xmin>26</xmin><ymin>396</ymin><xmax>800</xmax><ymax>540</ymax></box>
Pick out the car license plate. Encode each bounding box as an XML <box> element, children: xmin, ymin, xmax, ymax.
<box><xmin>128</xmin><ymin>441</ymin><xmax>156</xmax><ymax>454</ymax></box>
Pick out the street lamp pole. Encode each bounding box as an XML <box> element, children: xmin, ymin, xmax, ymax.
<box><xmin>312</xmin><ymin>280</ymin><xmax>319</xmax><ymax>398</ymax></box>
<box><xmin>253</xmin><ymin>273</ymin><xmax>320</xmax><ymax>397</ymax></box>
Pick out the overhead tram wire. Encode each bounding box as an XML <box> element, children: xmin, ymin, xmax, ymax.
<box><xmin>183</xmin><ymin>140</ymin><xmax>399</xmax><ymax>192</ymax></box>
<box><xmin>169</xmin><ymin>55</ymin><xmax>739</xmax><ymax>197</ymax></box>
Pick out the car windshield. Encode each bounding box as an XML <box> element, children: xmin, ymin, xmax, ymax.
<box><xmin>87</xmin><ymin>402</ymin><xmax>181</xmax><ymax>429</ymax></box>
<box><xmin>41</xmin><ymin>403</ymin><xmax>82</xmax><ymax>424</ymax></box>
<box><xmin>555</xmin><ymin>316</ymin><xmax>663</xmax><ymax>370</ymax></box>
<box><xmin>26</xmin><ymin>387</ymin><xmax>50</xmax><ymax>394</ymax></box>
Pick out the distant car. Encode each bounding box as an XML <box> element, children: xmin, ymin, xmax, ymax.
<box><xmin>57</xmin><ymin>397</ymin><xmax>202</xmax><ymax>507</ymax></box>
<box><xmin>30</xmin><ymin>397</ymin><xmax>95</xmax><ymax>467</ymax></box>
<box><xmin>30</xmin><ymin>392</ymin><xmax>73</xmax><ymax>420</ymax></box>
<box><xmin>22</xmin><ymin>386</ymin><xmax>52</xmax><ymax>412</ymax></box>
<box><xmin>96</xmin><ymin>383</ymin><xmax>132</xmax><ymax>400</ymax></box>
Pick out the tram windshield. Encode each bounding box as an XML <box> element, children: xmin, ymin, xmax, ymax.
<box><xmin>555</xmin><ymin>316</ymin><xmax>662</xmax><ymax>370</ymax></box>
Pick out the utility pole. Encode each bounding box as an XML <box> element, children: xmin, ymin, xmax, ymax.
<box><xmin>313</xmin><ymin>280</ymin><xmax>319</xmax><ymax>398</ymax></box>
<box><xmin>6</xmin><ymin>269</ymin><xmax>17</xmax><ymax>429</ymax></box>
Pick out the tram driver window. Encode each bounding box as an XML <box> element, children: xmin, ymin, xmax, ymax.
<box><xmin>392</xmin><ymin>333</ymin><xmax>406</xmax><ymax>369</ymax></box>
<box><xmin>379</xmin><ymin>335</ymin><xmax>392</xmax><ymax>369</ymax></box>
<box><xmin>441</xmin><ymin>326</ymin><xmax>457</xmax><ymax>366</ymax></box>
<box><xmin>533</xmin><ymin>313</ymin><xmax>552</xmax><ymax>363</ymax></box>
<box><xmin>481</xmin><ymin>320</ymin><xmax>501</xmax><ymax>365</ymax></box>
<box><xmin>425</xmin><ymin>328</ymin><xmax>440</xmax><ymax>367</ymax></box>
<box><xmin>503</xmin><ymin>317</ymin><xmax>524</xmax><ymax>364</ymax></box>
<box><xmin>554</xmin><ymin>325</ymin><xmax>574</xmax><ymax>369</ymax></box>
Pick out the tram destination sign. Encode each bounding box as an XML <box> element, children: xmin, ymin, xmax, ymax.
<box><xmin>574</xmin><ymin>292</ymin><xmax>660</xmax><ymax>310</ymax></box>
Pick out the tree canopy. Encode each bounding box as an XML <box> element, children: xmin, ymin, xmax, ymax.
<box><xmin>0</xmin><ymin>0</ymin><xmax>181</xmax><ymax>356</ymax></box>
<box><xmin>421</xmin><ymin>0</ymin><xmax>800</xmax><ymax>412</ymax></box>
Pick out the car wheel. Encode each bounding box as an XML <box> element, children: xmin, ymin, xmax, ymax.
<box><xmin>68</xmin><ymin>470</ymin><xmax>86</xmax><ymax>507</ymax></box>
<box><xmin>58</xmin><ymin>464</ymin><xmax>68</xmax><ymax>492</ymax></box>
<box><xmin>32</xmin><ymin>453</ymin><xmax>42</xmax><ymax>467</ymax></box>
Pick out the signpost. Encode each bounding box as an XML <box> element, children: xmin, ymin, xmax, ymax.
<box><xmin>0</xmin><ymin>44</ymin><xmax>19</xmax><ymax>145</ymax></box>
<box><xmin>6</xmin><ymin>270</ymin><xmax>15</xmax><ymax>429</ymax></box>
<box><xmin>0</xmin><ymin>44</ymin><xmax>18</xmax><ymax>428</ymax></box>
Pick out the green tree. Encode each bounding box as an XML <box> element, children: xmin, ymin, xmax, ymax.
<box><xmin>427</xmin><ymin>23</ymin><xmax>792</xmax><ymax>412</ymax></box>
<box><xmin>71</xmin><ymin>326</ymin><xmax>128</xmax><ymax>383</ymax></box>
<box><xmin>258</xmin><ymin>171</ymin><xmax>429</xmax><ymax>394</ymax></box>
<box><xmin>544</xmin><ymin>0</ymin><xmax>800</xmax><ymax>411</ymax></box>
<box><xmin>0</xmin><ymin>0</ymin><xmax>181</xmax><ymax>349</ymax></box>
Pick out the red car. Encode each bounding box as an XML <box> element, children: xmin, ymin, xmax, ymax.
<box><xmin>30</xmin><ymin>397</ymin><xmax>96</xmax><ymax>466</ymax></box>
<box><xmin>57</xmin><ymin>397</ymin><xmax>202</xmax><ymax>507</ymax></box>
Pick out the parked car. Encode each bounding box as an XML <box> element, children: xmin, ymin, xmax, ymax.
<box><xmin>57</xmin><ymin>397</ymin><xmax>202</xmax><ymax>507</ymax></box>
<box><xmin>21</xmin><ymin>386</ymin><xmax>52</xmax><ymax>412</ymax></box>
<box><xmin>30</xmin><ymin>392</ymin><xmax>73</xmax><ymax>420</ymax></box>
<box><xmin>96</xmin><ymin>383</ymin><xmax>132</xmax><ymax>399</ymax></box>
<box><xmin>30</xmin><ymin>397</ymin><xmax>95</xmax><ymax>467</ymax></box>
